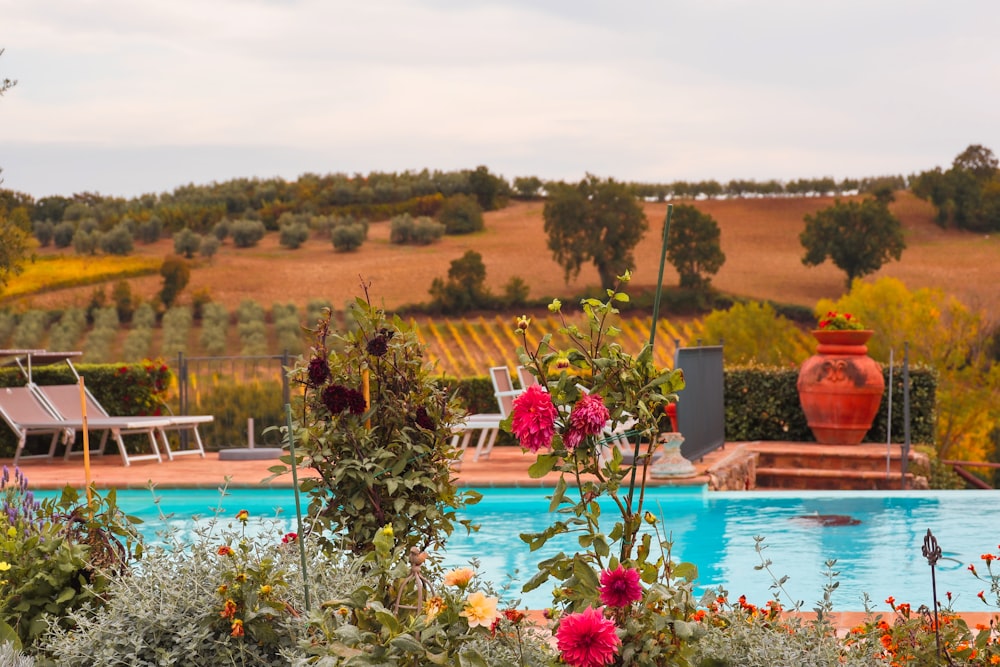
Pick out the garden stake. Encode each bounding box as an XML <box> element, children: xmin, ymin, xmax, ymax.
<box><xmin>626</xmin><ymin>204</ymin><xmax>673</xmax><ymax>518</ymax></box>
<box><xmin>78</xmin><ymin>376</ymin><xmax>93</xmax><ymax>507</ymax></box>
<box><xmin>285</xmin><ymin>402</ymin><xmax>311</xmax><ymax>611</ymax></box>
<box><xmin>922</xmin><ymin>528</ymin><xmax>949</xmax><ymax>663</ymax></box>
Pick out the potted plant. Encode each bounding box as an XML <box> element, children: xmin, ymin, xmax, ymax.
<box><xmin>797</xmin><ymin>311</ymin><xmax>885</xmax><ymax>445</ymax></box>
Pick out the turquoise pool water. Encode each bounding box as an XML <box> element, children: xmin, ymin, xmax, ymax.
<box><xmin>39</xmin><ymin>486</ymin><xmax>1000</xmax><ymax>611</ymax></box>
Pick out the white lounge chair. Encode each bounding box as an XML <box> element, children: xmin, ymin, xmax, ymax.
<box><xmin>34</xmin><ymin>383</ymin><xmax>211</xmax><ymax>461</ymax></box>
<box><xmin>0</xmin><ymin>385</ymin><xmax>168</xmax><ymax>466</ymax></box>
<box><xmin>450</xmin><ymin>366</ymin><xmax>526</xmax><ymax>466</ymax></box>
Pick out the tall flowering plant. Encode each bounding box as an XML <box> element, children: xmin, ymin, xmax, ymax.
<box><xmin>504</xmin><ymin>274</ymin><xmax>703</xmax><ymax>665</ymax></box>
<box><xmin>279</xmin><ymin>289</ymin><xmax>479</xmax><ymax>556</ymax></box>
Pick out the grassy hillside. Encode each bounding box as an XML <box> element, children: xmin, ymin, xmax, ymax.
<box><xmin>8</xmin><ymin>191</ymin><xmax>998</xmax><ymax>318</ymax></box>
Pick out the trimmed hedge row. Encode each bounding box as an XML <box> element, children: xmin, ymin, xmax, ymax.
<box><xmin>724</xmin><ymin>365</ymin><xmax>936</xmax><ymax>444</ymax></box>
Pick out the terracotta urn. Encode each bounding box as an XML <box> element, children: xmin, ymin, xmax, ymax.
<box><xmin>796</xmin><ymin>329</ymin><xmax>885</xmax><ymax>445</ymax></box>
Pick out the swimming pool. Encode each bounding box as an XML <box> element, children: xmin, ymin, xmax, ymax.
<box><xmin>41</xmin><ymin>486</ymin><xmax>1000</xmax><ymax>611</ymax></box>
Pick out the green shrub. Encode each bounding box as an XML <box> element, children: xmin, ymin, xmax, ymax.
<box><xmin>0</xmin><ymin>471</ymin><xmax>143</xmax><ymax>650</ymax></box>
<box><xmin>161</xmin><ymin>305</ymin><xmax>193</xmax><ymax>359</ymax></box>
<box><xmin>199</xmin><ymin>234</ymin><xmax>220</xmax><ymax>259</ymax></box>
<box><xmin>199</xmin><ymin>302</ymin><xmax>229</xmax><ymax>356</ymax></box>
<box><xmin>98</xmin><ymin>224</ymin><xmax>134</xmax><ymax>256</ymax></box>
<box><xmin>331</xmin><ymin>222</ymin><xmax>366</xmax><ymax>251</ymax></box>
<box><xmin>121</xmin><ymin>323</ymin><xmax>152</xmax><ymax>362</ymax></box>
<box><xmin>72</xmin><ymin>229</ymin><xmax>98</xmax><ymax>255</ymax></box>
<box><xmin>502</xmin><ymin>276</ymin><xmax>530</xmax><ymax>307</ymax></box>
<box><xmin>82</xmin><ymin>307</ymin><xmax>119</xmax><ymax>363</ymax></box>
<box><xmin>159</xmin><ymin>256</ymin><xmax>190</xmax><ymax>308</ymax></box>
<box><xmin>32</xmin><ymin>220</ymin><xmax>53</xmax><ymax>247</ymax></box>
<box><xmin>278</xmin><ymin>221</ymin><xmax>309</xmax><ymax>249</ymax></box>
<box><xmin>40</xmin><ymin>513</ymin><xmax>366</xmax><ymax>666</ymax></box>
<box><xmin>389</xmin><ymin>213</ymin><xmax>444</xmax><ymax>245</ymax></box>
<box><xmin>271</xmin><ymin>303</ymin><xmax>302</xmax><ymax>355</ymax></box>
<box><xmin>172</xmin><ymin>227</ymin><xmax>201</xmax><ymax>258</ymax></box>
<box><xmin>437</xmin><ymin>193</ymin><xmax>484</xmax><ymax>234</ymax></box>
<box><xmin>48</xmin><ymin>307</ymin><xmax>87</xmax><ymax>353</ymax></box>
<box><xmin>52</xmin><ymin>221</ymin><xmax>74</xmax><ymax>248</ymax></box>
<box><xmin>111</xmin><ymin>280</ymin><xmax>135</xmax><ymax>323</ymax></box>
<box><xmin>236</xmin><ymin>299</ymin><xmax>267</xmax><ymax>356</ymax></box>
<box><xmin>211</xmin><ymin>219</ymin><xmax>230</xmax><ymax>241</ymax></box>
<box><xmin>0</xmin><ymin>311</ymin><xmax>15</xmax><ymax>346</ymax></box>
<box><xmin>700</xmin><ymin>300</ymin><xmax>813</xmax><ymax>366</ymax></box>
<box><xmin>11</xmin><ymin>310</ymin><xmax>48</xmax><ymax>350</ymax></box>
<box><xmin>231</xmin><ymin>219</ymin><xmax>266</xmax><ymax>248</ymax></box>
<box><xmin>136</xmin><ymin>216</ymin><xmax>163</xmax><ymax>244</ymax></box>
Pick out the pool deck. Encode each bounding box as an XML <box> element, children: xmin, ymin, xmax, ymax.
<box><xmin>6</xmin><ymin>445</ymin><xmax>998</xmax><ymax>627</ymax></box>
<box><xmin>6</xmin><ymin>443</ymin><xmax>726</xmax><ymax>490</ymax></box>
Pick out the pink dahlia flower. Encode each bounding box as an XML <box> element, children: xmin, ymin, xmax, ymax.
<box><xmin>563</xmin><ymin>393</ymin><xmax>610</xmax><ymax>451</ymax></box>
<box><xmin>511</xmin><ymin>384</ymin><xmax>558</xmax><ymax>452</ymax></box>
<box><xmin>598</xmin><ymin>565</ymin><xmax>643</xmax><ymax>607</ymax></box>
<box><xmin>555</xmin><ymin>606</ymin><xmax>620</xmax><ymax>667</ymax></box>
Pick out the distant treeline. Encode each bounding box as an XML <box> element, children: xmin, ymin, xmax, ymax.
<box><xmin>0</xmin><ymin>168</ymin><xmax>907</xmax><ymax>236</ymax></box>
<box><xmin>2</xmin><ymin>144</ymin><xmax>998</xmax><ymax>238</ymax></box>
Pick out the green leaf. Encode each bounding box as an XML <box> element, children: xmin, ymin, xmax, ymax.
<box><xmin>0</xmin><ymin>620</ymin><xmax>21</xmax><ymax>651</ymax></box>
<box><xmin>522</xmin><ymin>569</ymin><xmax>551</xmax><ymax>592</ymax></box>
<box><xmin>389</xmin><ymin>634</ymin><xmax>425</xmax><ymax>653</ymax></box>
<box><xmin>458</xmin><ymin>650</ymin><xmax>489</xmax><ymax>667</ymax></box>
<box><xmin>374</xmin><ymin>609</ymin><xmax>401</xmax><ymax>634</ymax></box>
<box><xmin>548</xmin><ymin>476</ymin><xmax>567</xmax><ymax>512</ymax></box>
<box><xmin>527</xmin><ymin>454</ymin><xmax>557</xmax><ymax>478</ymax></box>
<box><xmin>673</xmin><ymin>561</ymin><xmax>699</xmax><ymax>582</ymax></box>
<box><xmin>573</xmin><ymin>558</ymin><xmax>600</xmax><ymax>593</ymax></box>
<box><xmin>55</xmin><ymin>587</ymin><xmax>76</xmax><ymax>604</ymax></box>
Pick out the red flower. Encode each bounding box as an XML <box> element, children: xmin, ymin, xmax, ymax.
<box><xmin>555</xmin><ymin>606</ymin><xmax>620</xmax><ymax>667</ymax></box>
<box><xmin>217</xmin><ymin>545</ymin><xmax>234</xmax><ymax>556</ymax></box>
<box><xmin>511</xmin><ymin>385</ymin><xmax>558</xmax><ymax>453</ymax></box>
<box><xmin>598</xmin><ymin>565</ymin><xmax>643</xmax><ymax>608</ymax></box>
<box><xmin>565</xmin><ymin>393</ymin><xmax>610</xmax><ymax>451</ymax></box>
<box><xmin>503</xmin><ymin>609</ymin><xmax>525</xmax><ymax>624</ymax></box>
<box><xmin>282</xmin><ymin>532</ymin><xmax>298</xmax><ymax>544</ymax></box>
<box><xmin>230</xmin><ymin>619</ymin><xmax>244</xmax><ymax>637</ymax></box>
<box><xmin>981</xmin><ymin>553</ymin><xmax>995</xmax><ymax>564</ymax></box>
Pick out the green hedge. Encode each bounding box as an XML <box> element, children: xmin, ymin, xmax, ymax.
<box><xmin>724</xmin><ymin>365</ymin><xmax>936</xmax><ymax>444</ymax></box>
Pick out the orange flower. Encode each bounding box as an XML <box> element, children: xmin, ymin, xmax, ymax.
<box><xmin>230</xmin><ymin>619</ymin><xmax>244</xmax><ymax>637</ymax></box>
<box><xmin>221</xmin><ymin>599</ymin><xmax>238</xmax><ymax>619</ymax></box>
<box><xmin>443</xmin><ymin>567</ymin><xmax>475</xmax><ymax>588</ymax></box>
<box><xmin>236</xmin><ymin>509</ymin><xmax>249</xmax><ymax>524</ymax></box>
<box><xmin>218</xmin><ymin>545</ymin><xmax>234</xmax><ymax>556</ymax></box>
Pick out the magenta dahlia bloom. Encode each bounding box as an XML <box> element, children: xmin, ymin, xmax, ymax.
<box><xmin>555</xmin><ymin>606</ymin><xmax>620</xmax><ymax>667</ymax></box>
<box><xmin>510</xmin><ymin>384</ymin><xmax>558</xmax><ymax>452</ymax></box>
<box><xmin>563</xmin><ymin>393</ymin><xmax>609</xmax><ymax>450</ymax></box>
<box><xmin>598</xmin><ymin>565</ymin><xmax>643</xmax><ymax>607</ymax></box>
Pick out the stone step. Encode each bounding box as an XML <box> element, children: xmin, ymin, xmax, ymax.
<box><xmin>755</xmin><ymin>449</ymin><xmax>912</xmax><ymax>474</ymax></box>
<box><xmin>754</xmin><ymin>466</ymin><xmax>920</xmax><ymax>491</ymax></box>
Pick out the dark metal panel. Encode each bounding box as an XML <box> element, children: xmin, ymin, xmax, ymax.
<box><xmin>674</xmin><ymin>345</ymin><xmax>725</xmax><ymax>461</ymax></box>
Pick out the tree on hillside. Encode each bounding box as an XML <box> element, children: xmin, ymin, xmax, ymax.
<box><xmin>0</xmin><ymin>49</ymin><xmax>27</xmax><ymax>293</ymax></box>
<box><xmin>911</xmin><ymin>144</ymin><xmax>1000</xmax><ymax>232</ymax></box>
<box><xmin>467</xmin><ymin>165</ymin><xmax>509</xmax><ymax>211</ymax></box>
<box><xmin>543</xmin><ymin>175</ymin><xmax>648</xmax><ymax>289</ymax></box>
<box><xmin>159</xmin><ymin>256</ymin><xmax>190</xmax><ymax>308</ymax></box>
<box><xmin>800</xmin><ymin>193</ymin><xmax>905</xmax><ymax>288</ymax></box>
<box><xmin>666</xmin><ymin>204</ymin><xmax>726</xmax><ymax>289</ymax></box>
<box><xmin>428</xmin><ymin>250</ymin><xmax>492</xmax><ymax>314</ymax></box>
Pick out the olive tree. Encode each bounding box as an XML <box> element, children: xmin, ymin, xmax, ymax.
<box><xmin>800</xmin><ymin>192</ymin><xmax>906</xmax><ymax>288</ymax></box>
<box><xmin>666</xmin><ymin>204</ymin><xmax>726</xmax><ymax>289</ymax></box>
<box><xmin>543</xmin><ymin>175</ymin><xmax>648</xmax><ymax>289</ymax></box>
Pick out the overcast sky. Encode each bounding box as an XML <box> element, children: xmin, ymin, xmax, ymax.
<box><xmin>2</xmin><ymin>1</ymin><xmax>998</xmax><ymax>199</ymax></box>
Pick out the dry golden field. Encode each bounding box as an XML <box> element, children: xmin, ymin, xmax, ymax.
<box><xmin>11</xmin><ymin>190</ymin><xmax>1000</xmax><ymax>316</ymax></box>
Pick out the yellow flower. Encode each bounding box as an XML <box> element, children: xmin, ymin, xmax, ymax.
<box><xmin>381</xmin><ymin>525</ymin><xmax>393</xmax><ymax>538</ymax></box>
<box><xmin>6</xmin><ymin>527</ymin><xmax>15</xmax><ymax>538</ymax></box>
<box><xmin>424</xmin><ymin>596</ymin><xmax>446</xmax><ymax>620</ymax></box>
<box><xmin>460</xmin><ymin>591</ymin><xmax>500</xmax><ymax>629</ymax></box>
<box><xmin>259</xmin><ymin>585</ymin><xmax>272</xmax><ymax>596</ymax></box>
<box><xmin>443</xmin><ymin>566</ymin><xmax>475</xmax><ymax>588</ymax></box>
<box><xmin>236</xmin><ymin>509</ymin><xmax>249</xmax><ymax>524</ymax></box>
<box><xmin>0</xmin><ymin>562</ymin><xmax>10</xmax><ymax>572</ymax></box>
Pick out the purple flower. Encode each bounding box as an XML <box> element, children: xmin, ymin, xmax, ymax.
<box><xmin>307</xmin><ymin>356</ymin><xmax>331</xmax><ymax>386</ymax></box>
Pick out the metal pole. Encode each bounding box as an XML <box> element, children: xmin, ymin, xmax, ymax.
<box><xmin>285</xmin><ymin>403</ymin><xmax>311</xmax><ymax>611</ymax></box>
<box><xmin>886</xmin><ymin>348</ymin><xmax>893</xmax><ymax>479</ymax></box>
<box><xmin>902</xmin><ymin>343</ymin><xmax>911</xmax><ymax>490</ymax></box>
